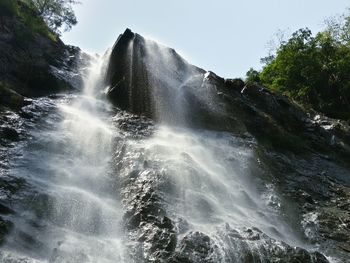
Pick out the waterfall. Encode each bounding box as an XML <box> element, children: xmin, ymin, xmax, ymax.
<box><xmin>0</xmin><ymin>28</ymin><xmax>336</xmax><ymax>262</ymax></box>
<box><xmin>121</xmin><ymin>125</ymin><xmax>306</xmax><ymax>260</ymax></box>
<box><xmin>106</xmin><ymin>32</ymin><xmax>328</xmax><ymax>262</ymax></box>
<box><xmin>1</xmin><ymin>53</ymin><xmax>128</xmax><ymax>262</ymax></box>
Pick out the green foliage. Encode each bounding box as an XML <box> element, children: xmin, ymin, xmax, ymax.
<box><xmin>324</xmin><ymin>10</ymin><xmax>350</xmax><ymax>44</ymax></box>
<box><xmin>19</xmin><ymin>6</ymin><xmax>58</xmax><ymax>41</ymax></box>
<box><xmin>257</xmin><ymin>13</ymin><xmax>350</xmax><ymax>120</ymax></box>
<box><xmin>25</xmin><ymin>0</ymin><xmax>79</xmax><ymax>35</ymax></box>
<box><xmin>0</xmin><ymin>0</ymin><xmax>57</xmax><ymax>41</ymax></box>
<box><xmin>245</xmin><ymin>68</ymin><xmax>261</xmax><ymax>85</ymax></box>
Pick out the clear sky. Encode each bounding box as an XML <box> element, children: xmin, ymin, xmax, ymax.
<box><xmin>62</xmin><ymin>0</ymin><xmax>349</xmax><ymax>78</ymax></box>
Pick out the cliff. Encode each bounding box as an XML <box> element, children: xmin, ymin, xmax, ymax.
<box><xmin>105</xmin><ymin>29</ymin><xmax>350</xmax><ymax>261</ymax></box>
<box><xmin>0</xmin><ymin>0</ymin><xmax>82</xmax><ymax>109</ymax></box>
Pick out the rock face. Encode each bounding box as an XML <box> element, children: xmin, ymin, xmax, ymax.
<box><xmin>0</xmin><ymin>0</ymin><xmax>83</xmax><ymax>100</ymax></box>
<box><xmin>0</xmin><ymin>2</ymin><xmax>86</xmax><ymax>250</ymax></box>
<box><xmin>105</xmin><ymin>29</ymin><xmax>236</xmax><ymax>131</ymax></box>
<box><xmin>105</xmin><ymin>28</ymin><xmax>204</xmax><ymax>118</ymax></box>
<box><xmin>106</xmin><ymin>29</ymin><xmax>350</xmax><ymax>262</ymax></box>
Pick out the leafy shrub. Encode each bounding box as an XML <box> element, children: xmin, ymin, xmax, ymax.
<box><xmin>250</xmin><ymin>12</ymin><xmax>350</xmax><ymax>120</ymax></box>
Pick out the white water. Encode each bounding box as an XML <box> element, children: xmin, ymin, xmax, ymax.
<box><xmin>114</xmin><ymin>37</ymin><xmax>310</xmax><ymax>261</ymax></box>
<box><xmin>121</xmin><ymin>125</ymin><xmax>305</xmax><ymax>258</ymax></box>
<box><xmin>1</xmin><ymin>55</ymin><xmax>128</xmax><ymax>262</ymax></box>
<box><xmin>0</xmin><ymin>36</ymin><xmax>326</xmax><ymax>262</ymax></box>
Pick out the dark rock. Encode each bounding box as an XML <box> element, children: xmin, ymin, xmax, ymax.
<box><xmin>106</xmin><ymin>29</ymin><xmax>350</xmax><ymax>262</ymax></box>
<box><xmin>0</xmin><ymin>217</ymin><xmax>13</xmax><ymax>245</ymax></box>
<box><xmin>169</xmin><ymin>227</ymin><xmax>330</xmax><ymax>263</ymax></box>
<box><xmin>0</xmin><ymin>82</ymin><xmax>24</xmax><ymax>110</ymax></box>
<box><xmin>176</xmin><ymin>231</ymin><xmax>215</xmax><ymax>263</ymax></box>
<box><xmin>0</xmin><ymin>127</ymin><xmax>19</xmax><ymax>141</ymax></box>
<box><xmin>105</xmin><ymin>30</ymin><xmax>350</xmax><ymax>157</ymax></box>
<box><xmin>0</xmin><ymin>1</ymin><xmax>84</xmax><ymax>99</ymax></box>
<box><xmin>105</xmin><ymin>29</ymin><xmax>240</xmax><ymax>132</ymax></box>
<box><xmin>0</xmin><ymin>203</ymin><xmax>14</xmax><ymax>215</ymax></box>
<box><xmin>19</xmin><ymin>110</ymin><xmax>34</xmax><ymax>119</ymax></box>
<box><xmin>224</xmin><ymin>78</ymin><xmax>245</xmax><ymax>92</ymax></box>
<box><xmin>328</xmin><ymin>231</ymin><xmax>349</xmax><ymax>242</ymax></box>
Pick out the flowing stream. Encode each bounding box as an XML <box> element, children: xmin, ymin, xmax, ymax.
<box><xmin>1</xmin><ymin>55</ymin><xmax>127</xmax><ymax>262</ymax></box>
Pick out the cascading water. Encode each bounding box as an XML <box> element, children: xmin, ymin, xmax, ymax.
<box><xmin>0</xmin><ymin>28</ymin><xmax>335</xmax><ymax>262</ymax></box>
<box><xmin>107</xmin><ymin>32</ymin><xmax>329</xmax><ymax>262</ymax></box>
<box><xmin>116</xmin><ymin>125</ymin><xmax>306</xmax><ymax>261</ymax></box>
<box><xmin>0</xmin><ymin>54</ymin><xmax>128</xmax><ymax>262</ymax></box>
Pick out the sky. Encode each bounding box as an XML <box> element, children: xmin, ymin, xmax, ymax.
<box><xmin>62</xmin><ymin>0</ymin><xmax>350</xmax><ymax>78</ymax></box>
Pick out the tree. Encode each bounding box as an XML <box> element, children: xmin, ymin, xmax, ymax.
<box><xmin>245</xmin><ymin>68</ymin><xmax>260</xmax><ymax>85</ymax></box>
<box><xmin>259</xmin><ymin>24</ymin><xmax>350</xmax><ymax>120</ymax></box>
<box><xmin>26</xmin><ymin>0</ymin><xmax>79</xmax><ymax>35</ymax></box>
<box><xmin>324</xmin><ymin>9</ymin><xmax>350</xmax><ymax>44</ymax></box>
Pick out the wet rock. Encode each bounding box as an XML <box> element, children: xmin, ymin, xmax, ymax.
<box><xmin>19</xmin><ymin>110</ymin><xmax>34</xmax><ymax>119</ymax></box>
<box><xmin>0</xmin><ymin>82</ymin><xmax>24</xmax><ymax>110</ymax></box>
<box><xmin>339</xmin><ymin>243</ymin><xmax>350</xmax><ymax>253</ymax></box>
<box><xmin>105</xmin><ymin>30</ymin><xmax>350</xmax><ymax>158</ymax></box>
<box><xmin>105</xmin><ymin>29</ymin><xmax>245</xmax><ymax>133</ymax></box>
<box><xmin>105</xmin><ymin>29</ymin><xmax>350</xmax><ymax>261</ymax></box>
<box><xmin>113</xmin><ymin>112</ymin><xmax>155</xmax><ymax>139</ymax></box>
<box><xmin>169</xmin><ymin>227</ymin><xmax>330</xmax><ymax>263</ymax></box>
<box><xmin>0</xmin><ymin>127</ymin><xmax>19</xmax><ymax>141</ymax></box>
<box><xmin>295</xmin><ymin>189</ymin><xmax>315</xmax><ymax>204</ymax></box>
<box><xmin>0</xmin><ymin>203</ymin><xmax>14</xmax><ymax>215</ymax></box>
<box><xmin>0</xmin><ymin>217</ymin><xmax>13</xmax><ymax>245</ymax></box>
<box><xmin>173</xmin><ymin>231</ymin><xmax>217</xmax><ymax>263</ymax></box>
<box><xmin>328</xmin><ymin>230</ymin><xmax>349</xmax><ymax>242</ymax></box>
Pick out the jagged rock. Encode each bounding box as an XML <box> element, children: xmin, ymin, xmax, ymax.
<box><xmin>0</xmin><ymin>21</ymin><xmax>349</xmax><ymax>262</ymax></box>
<box><xmin>173</xmin><ymin>231</ymin><xmax>217</xmax><ymax>263</ymax></box>
<box><xmin>105</xmin><ymin>29</ymin><xmax>243</xmax><ymax>132</ymax></box>
<box><xmin>105</xmin><ymin>30</ymin><xmax>350</xmax><ymax>159</ymax></box>
<box><xmin>106</xmin><ymin>29</ymin><xmax>350</xmax><ymax>262</ymax></box>
<box><xmin>224</xmin><ymin>78</ymin><xmax>245</xmax><ymax>92</ymax></box>
<box><xmin>0</xmin><ymin>1</ymin><xmax>83</xmax><ymax>99</ymax></box>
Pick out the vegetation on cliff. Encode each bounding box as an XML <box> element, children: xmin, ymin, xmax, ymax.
<box><xmin>0</xmin><ymin>0</ymin><xmax>78</xmax><ymax>40</ymax></box>
<box><xmin>0</xmin><ymin>0</ymin><xmax>52</xmax><ymax>40</ymax></box>
<box><xmin>25</xmin><ymin>0</ymin><xmax>79</xmax><ymax>35</ymax></box>
<box><xmin>0</xmin><ymin>0</ymin><xmax>81</xmax><ymax>101</ymax></box>
<box><xmin>247</xmin><ymin>10</ymin><xmax>350</xmax><ymax>121</ymax></box>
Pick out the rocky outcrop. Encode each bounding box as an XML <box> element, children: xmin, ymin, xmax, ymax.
<box><xmin>105</xmin><ymin>29</ymin><xmax>237</xmax><ymax>131</ymax></box>
<box><xmin>106</xmin><ymin>29</ymin><xmax>350</xmax><ymax>262</ymax></box>
<box><xmin>113</xmin><ymin>112</ymin><xmax>336</xmax><ymax>262</ymax></box>
<box><xmin>0</xmin><ymin>0</ymin><xmax>83</xmax><ymax>101</ymax></box>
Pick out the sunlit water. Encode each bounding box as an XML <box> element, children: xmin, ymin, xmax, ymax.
<box><xmin>0</xmin><ymin>36</ymin><xmax>335</xmax><ymax>262</ymax></box>
<box><xmin>1</xmin><ymin>55</ymin><xmax>128</xmax><ymax>262</ymax></box>
<box><xmin>142</xmin><ymin>39</ymin><xmax>301</xmax><ymax>242</ymax></box>
<box><xmin>117</xmin><ymin>124</ymin><xmax>310</xmax><ymax>261</ymax></box>
<box><xmin>112</xmin><ymin>37</ymin><xmax>324</xmax><ymax>262</ymax></box>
